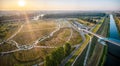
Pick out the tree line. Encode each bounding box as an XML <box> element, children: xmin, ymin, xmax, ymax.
<box><xmin>44</xmin><ymin>43</ymin><xmax>72</xmax><ymax>66</ymax></box>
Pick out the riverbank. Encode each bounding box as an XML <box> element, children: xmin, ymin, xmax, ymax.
<box><xmin>114</xmin><ymin>16</ymin><xmax>120</xmax><ymax>35</ymax></box>
<box><xmin>98</xmin><ymin>15</ymin><xmax>110</xmax><ymax>66</ymax></box>
<box><xmin>104</xmin><ymin>14</ymin><xmax>120</xmax><ymax>66</ymax></box>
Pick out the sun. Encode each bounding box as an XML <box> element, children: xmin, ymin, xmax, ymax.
<box><xmin>18</xmin><ymin>0</ymin><xmax>26</xmax><ymax>7</ymax></box>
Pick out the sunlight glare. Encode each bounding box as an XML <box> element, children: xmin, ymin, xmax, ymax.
<box><xmin>18</xmin><ymin>0</ymin><xmax>25</xmax><ymax>7</ymax></box>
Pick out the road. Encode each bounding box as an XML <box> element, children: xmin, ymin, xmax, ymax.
<box><xmin>70</xmin><ymin>21</ymin><xmax>89</xmax><ymax>66</ymax></box>
<box><xmin>70</xmin><ymin>21</ymin><xmax>120</xmax><ymax>66</ymax></box>
<box><xmin>83</xmin><ymin>35</ymin><xmax>92</xmax><ymax>66</ymax></box>
<box><xmin>82</xmin><ymin>29</ymin><xmax>120</xmax><ymax>46</ymax></box>
<box><xmin>60</xmin><ymin>20</ymin><xmax>86</xmax><ymax>66</ymax></box>
<box><xmin>73</xmin><ymin>20</ymin><xmax>120</xmax><ymax>46</ymax></box>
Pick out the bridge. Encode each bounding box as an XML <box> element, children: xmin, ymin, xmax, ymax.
<box><xmin>72</xmin><ymin>22</ymin><xmax>120</xmax><ymax>46</ymax></box>
<box><xmin>82</xmin><ymin>29</ymin><xmax>120</xmax><ymax>46</ymax></box>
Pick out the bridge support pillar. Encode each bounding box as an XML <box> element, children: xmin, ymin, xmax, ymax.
<box><xmin>98</xmin><ymin>39</ymin><xmax>106</xmax><ymax>45</ymax></box>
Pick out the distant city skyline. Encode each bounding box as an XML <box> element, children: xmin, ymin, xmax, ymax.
<box><xmin>0</xmin><ymin>0</ymin><xmax>120</xmax><ymax>11</ymax></box>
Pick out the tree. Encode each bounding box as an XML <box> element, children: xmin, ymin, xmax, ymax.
<box><xmin>45</xmin><ymin>47</ymin><xmax>65</xmax><ymax>66</ymax></box>
<box><xmin>45</xmin><ymin>55</ymin><xmax>52</xmax><ymax>66</ymax></box>
<box><xmin>44</xmin><ymin>45</ymin><xmax>70</xmax><ymax>66</ymax></box>
<box><xmin>64</xmin><ymin>43</ymin><xmax>71</xmax><ymax>56</ymax></box>
<box><xmin>50</xmin><ymin>50</ymin><xmax>58</xmax><ymax>66</ymax></box>
<box><xmin>56</xmin><ymin>47</ymin><xmax>64</xmax><ymax>63</ymax></box>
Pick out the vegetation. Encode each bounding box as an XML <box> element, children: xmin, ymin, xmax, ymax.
<box><xmin>87</xmin><ymin>15</ymin><xmax>109</xmax><ymax>66</ymax></box>
<box><xmin>92</xmin><ymin>17</ymin><xmax>105</xmax><ymax>33</ymax></box>
<box><xmin>13</xmin><ymin>21</ymin><xmax>56</xmax><ymax>45</ymax></box>
<box><xmin>14</xmin><ymin>48</ymin><xmax>45</xmax><ymax>62</ymax></box>
<box><xmin>0</xmin><ymin>22</ymin><xmax>21</xmax><ymax>42</ymax></box>
<box><xmin>88</xmin><ymin>17</ymin><xmax>105</xmax><ymax>57</ymax></box>
<box><xmin>0</xmin><ymin>43</ymin><xmax>17</xmax><ymax>52</ymax></box>
<box><xmin>44</xmin><ymin>43</ymin><xmax>71</xmax><ymax>66</ymax></box>
<box><xmin>65</xmin><ymin>35</ymin><xmax>90</xmax><ymax>66</ymax></box>
<box><xmin>64</xmin><ymin>43</ymin><xmax>72</xmax><ymax>56</ymax></box>
<box><xmin>98</xmin><ymin>46</ymin><xmax>108</xmax><ymax>66</ymax></box>
<box><xmin>0</xmin><ymin>13</ymin><xmax>36</xmax><ymax>22</ymax></box>
<box><xmin>44</xmin><ymin>13</ymin><xmax>105</xmax><ymax>19</ymax></box>
<box><xmin>0</xmin><ymin>13</ymin><xmax>108</xmax><ymax>66</ymax></box>
<box><xmin>72</xmin><ymin>46</ymin><xmax>88</xmax><ymax>66</ymax></box>
<box><xmin>39</xmin><ymin>28</ymin><xmax>82</xmax><ymax>46</ymax></box>
<box><xmin>97</xmin><ymin>15</ymin><xmax>109</xmax><ymax>66</ymax></box>
<box><xmin>76</xmin><ymin>19</ymin><xmax>95</xmax><ymax>27</ymax></box>
<box><xmin>114</xmin><ymin>16</ymin><xmax>120</xmax><ymax>34</ymax></box>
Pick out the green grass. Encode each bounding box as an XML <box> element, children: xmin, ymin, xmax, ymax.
<box><xmin>98</xmin><ymin>45</ymin><xmax>108</xmax><ymax>66</ymax></box>
<box><xmin>92</xmin><ymin>17</ymin><xmax>105</xmax><ymax>33</ymax></box>
<box><xmin>88</xmin><ymin>17</ymin><xmax>106</xmax><ymax>57</ymax></box>
<box><xmin>87</xmin><ymin>16</ymin><xmax>109</xmax><ymax>66</ymax></box>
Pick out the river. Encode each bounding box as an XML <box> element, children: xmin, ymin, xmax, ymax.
<box><xmin>104</xmin><ymin>14</ymin><xmax>120</xmax><ymax>66</ymax></box>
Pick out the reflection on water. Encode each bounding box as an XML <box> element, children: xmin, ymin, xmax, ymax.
<box><xmin>109</xmin><ymin>15</ymin><xmax>120</xmax><ymax>39</ymax></box>
<box><xmin>104</xmin><ymin>14</ymin><xmax>120</xmax><ymax>66</ymax></box>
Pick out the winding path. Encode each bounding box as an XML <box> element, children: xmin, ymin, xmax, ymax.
<box><xmin>0</xmin><ymin>24</ymin><xmax>24</xmax><ymax>45</ymax></box>
<box><xmin>0</xmin><ymin>22</ymin><xmax>61</xmax><ymax>55</ymax></box>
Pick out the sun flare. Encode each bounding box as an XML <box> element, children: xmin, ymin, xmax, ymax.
<box><xmin>18</xmin><ymin>0</ymin><xmax>25</xmax><ymax>7</ymax></box>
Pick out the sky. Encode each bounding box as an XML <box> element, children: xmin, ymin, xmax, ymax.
<box><xmin>0</xmin><ymin>0</ymin><xmax>120</xmax><ymax>11</ymax></box>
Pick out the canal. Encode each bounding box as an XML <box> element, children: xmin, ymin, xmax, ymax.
<box><xmin>104</xmin><ymin>14</ymin><xmax>120</xmax><ymax>66</ymax></box>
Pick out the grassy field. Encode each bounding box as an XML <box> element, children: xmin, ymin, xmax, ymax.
<box><xmin>38</xmin><ymin>27</ymin><xmax>82</xmax><ymax>46</ymax></box>
<box><xmin>0</xmin><ymin>20</ymin><xmax>83</xmax><ymax>66</ymax></box>
<box><xmin>0</xmin><ymin>48</ymin><xmax>54</xmax><ymax>66</ymax></box>
<box><xmin>13</xmin><ymin>48</ymin><xmax>54</xmax><ymax>62</ymax></box>
<box><xmin>0</xmin><ymin>22</ymin><xmax>23</xmax><ymax>52</ymax></box>
<box><xmin>0</xmin><ymin>21</ymin><xmax>57</xmax><ymax>66</ymax></box>
<box><xmin>0</xmin><ymin>22</ymin><xmax>23</xmax><ymax>42</ymax></box>
<box><xmin>92</xmin><ymin>17</ymin><xmax>105</xmax><ymax>33</ymax></box>
<box><xmin>0</xmin><ymin>43</ymin><xmax>17</xmax><ymax>52</ymax></box>
<box><xmin>13</xmin><ymin>21</ymin><xmax>57</xmax><ymax>45</ymax></box>
<box><xmin>76</xmin><ymin>19</ymin><xmax>95</xmax><ymax>27</ymax></box>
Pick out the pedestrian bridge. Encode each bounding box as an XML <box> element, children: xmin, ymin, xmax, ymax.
<box><xmin>81</xmin><ymin>29</ymin><xmax>120</xmax><ymax>46</ymax></box>
<box><xmin>72</xmin><ymin>21</ymin><xmax>120</xmax><ymax>46</ymax></box>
